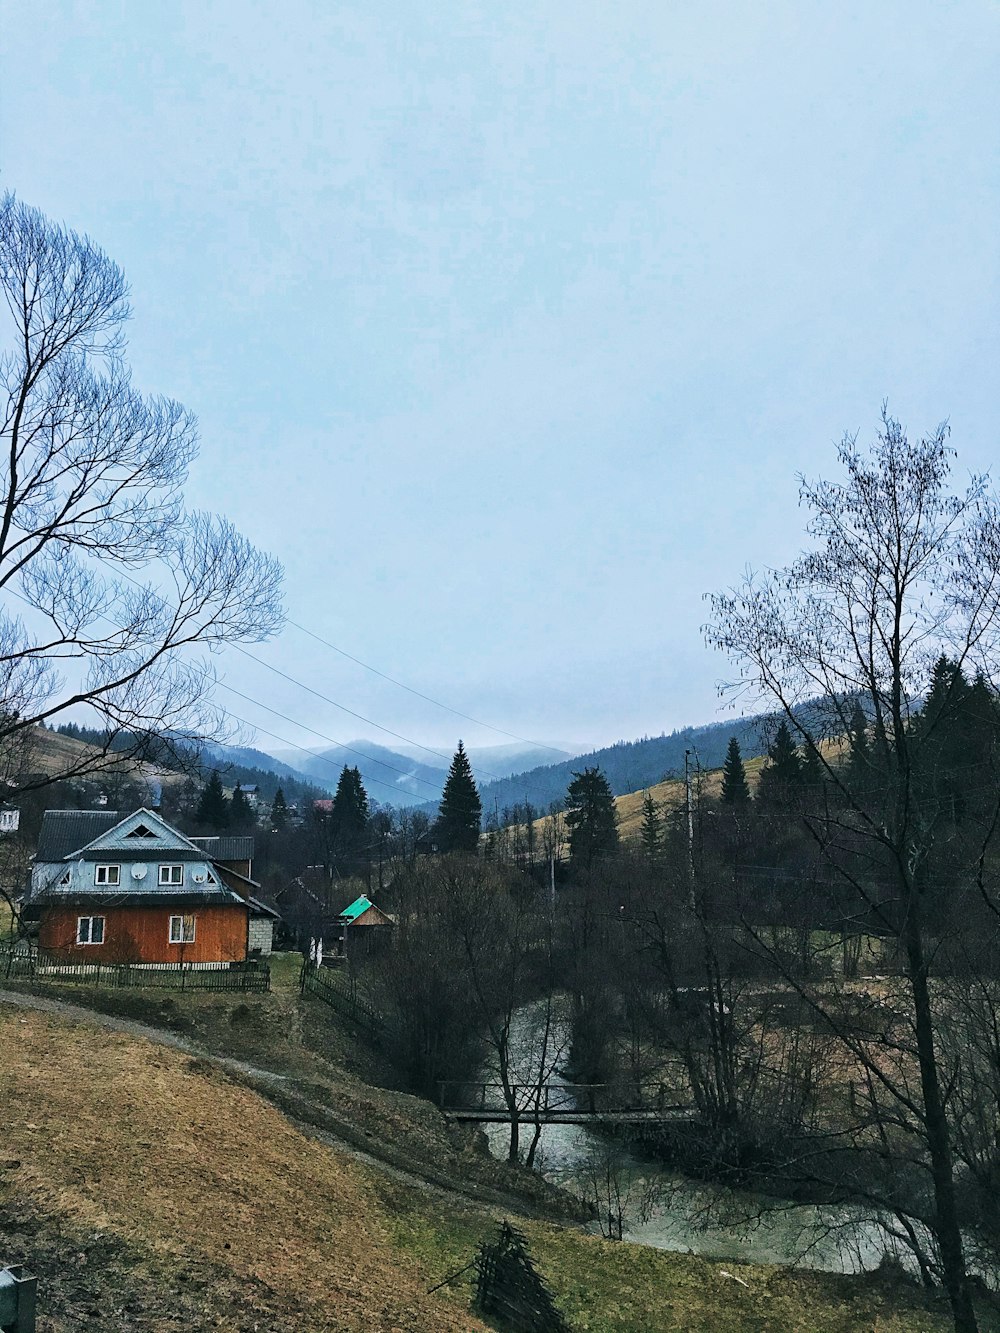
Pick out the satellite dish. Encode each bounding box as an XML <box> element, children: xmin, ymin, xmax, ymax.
<box><xmin>131</xmin><ymin>864</ymin><xmax>147</xmax><ymax>881</ymax></box>
<box><xmin>192</xmin><ymin>864</ymin><xmax>208</xmax><ymax>884</ymax></box>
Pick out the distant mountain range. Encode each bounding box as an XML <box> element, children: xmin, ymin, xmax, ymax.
<box><xmin>263</xmin><ymin>741</ymin><xmax>576</xmax><ymax>808</ymax></box>
<box><xmin>415</xmin><ymin>714</ymin><xmax>787</xmax><ymax>819</ymax></box>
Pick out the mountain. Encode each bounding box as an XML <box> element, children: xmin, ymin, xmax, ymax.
<box><xmin>265</xmin><ymin>741</ymin><xmax>450</xmax><ymax>807</ymax></box>
<box><xmin>417</xmin><ymin>714</ymin><xmax>786</xmax><ymax>818</ymax></box>
<box><xmin>198</xmin><ymin>742</ymin><xmax>332</xmax><ymax>794</ymax></box>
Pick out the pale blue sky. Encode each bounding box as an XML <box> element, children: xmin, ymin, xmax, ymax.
<box><xmin>3</xmin><ymin>2</ymin><xmax>999</xmax><ymax>756</ymax></box>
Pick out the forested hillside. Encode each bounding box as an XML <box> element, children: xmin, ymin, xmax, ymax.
<box><xmin>436</xmin><ymin>714</ymin><xmax>778</xmax><ymax>817</ymax></box>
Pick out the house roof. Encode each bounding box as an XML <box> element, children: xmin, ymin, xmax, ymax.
<box><xmin>73</xmin><ymin>808</ymin><xmax>206</xmax><ymax>857</ymax></box>
<box><xmin>35</xmin><ymin>810</ymin><xmax>121</xmax><ymax>862</ymax></box>
<box><xmin>248</xmin><ymin>895</ymin><xmax>280</xmax><ymax>919</ymax></box>
<box><xmin>340</xmin><ymin>894</ymin><xmax>374</xmax><ymax>922</ymax></box>
<box><xmin>190</xmin><ymin>835</ymin><xmax>254</xmax><ymax>862</ymax></box>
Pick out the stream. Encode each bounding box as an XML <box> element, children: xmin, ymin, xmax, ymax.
<box><xmin>478</xmin><ymin>999</ymin><xmax>912</xmax><ymax>1275</ymax></box>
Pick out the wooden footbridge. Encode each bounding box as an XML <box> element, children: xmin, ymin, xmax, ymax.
<box><xmin>438</xmin><ymin>1080</ymin><xmax>695</xmax><ymax>1127</ymax></box>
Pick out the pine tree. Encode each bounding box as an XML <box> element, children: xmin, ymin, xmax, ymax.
<box><xmin>196</xmin><ymin>770</ymin><xmax>229</xmax><ymax>829</ymax></box>
<box><xmin>639</xmin><ymin>792</ymin><xmax>663</xmax><ymax>865</ymax></box>
<box><xmin>331</xmin><ymin>765</ymin><xmax>370</xmax><ymax>857</ymax></box>
<box><xmin>270</xmin><ymin>787</ymin><xmax>288</xmax><ymax>830</ymax></box>
<box><xmin>756</xmin><ymin>721</ymin><xmax>802</xmax><ymax>808</ymax></box>
<box><xmin>720</xmin><ymin>737</ymin><xmax>751</xmax><ymax>805</ymax></box>
<box><xmin>229</xmin><ymin>783</ymin><xmax>253</xmax><ymax>830</ymax></box>
<box><xmin>434</xmin><ymin>741</ymin><xmax>482</xmax><ymax>853</ymax></box>
<box><xmin>565</xmin><ymin>766</ymin><xmax>619</xmax><ymax>867</ymax></box>
<box><xmin>846</xmin><ymin>699</ymin><xmax>871</xmax><ymax>788</ymax></box>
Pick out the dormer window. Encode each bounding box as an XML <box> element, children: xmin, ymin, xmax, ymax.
<box><xmin>94</xmin><ymin>864</ymin><xmax>120</xmax><ymax>886</ymax></box>
<box><xmin>159</xmin><ymin>864</ymin><xmax>183</xmax><ymax>886</ymax></box>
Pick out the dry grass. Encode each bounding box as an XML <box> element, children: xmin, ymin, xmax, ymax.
<box><xmin>0</xmin><ymin>980</ymin><xmax>961</xmax><ymax>1333</ymax></box>
<box><xmin>0</xmin><ymin>1007</ymin><xmax>487</xmax><ymax>1331</ymax></box>
<box><xmin>377</xmin><ymin>1180</ymin><xmax>954</xmax><ymax>1333</ymax></box>
<box><xmin>23</xmin><ymin>724</ymin><xmax>183</xmax><ymax>788</ymax></box>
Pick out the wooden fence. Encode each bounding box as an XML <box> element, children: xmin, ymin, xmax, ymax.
<box><xmin>475</xmin><ymin>1221</ymin><xmax>569</xmax><ymax>1333</ymax></box>
<box><xmin>300</xmin><ymin>960</ymin><xmax>383</xmax><ymax>1033</ymax></box>
<box><xmin>0</xmin><ymin>946</ymin><xmax>270</xmax><ymax>993</ymax></box>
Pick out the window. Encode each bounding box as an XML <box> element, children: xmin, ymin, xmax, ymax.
<box><xmin>169</xmin><ymin>914</ymin><xmax>196</xmax><ymax>944</ymax></box>
<box><xmin>159</xmin><ymin>864</ymin><xmax>184</xmax><ymax>885</ymax></box>
<box><xmin>94</xmin><ymin>864</ymin><xmax>120</xmax><ymax>885</ymax></box>
<box><xmin>127</xmin><ymin>824</ymin><xmax>158</xmax><ymax>839</ymax></box>
<box><xmin>77</xmin><ymin>916</ymin><xmax>105</xmax><ymax>945</ymax></box>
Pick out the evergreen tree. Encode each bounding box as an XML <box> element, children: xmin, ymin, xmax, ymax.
<box><xmin>565</xmin><ymin>766</ymin><xmax>619</xmax><ymax>868</ymax></box>
<box><xmin>845</xmin><ymin>699</ymin><xmax>871</xmax><ymax>789</ymax></box>
<box><xmin>720</xmin><ymin>737</ymin><xmax>751</xmax><ymax>805</ymax></box>
<box><xmin>270</xmin><ymin>786</ymin><xmax>288</xmax><ymax>830</ymax></box>
<box><xmin>196</xmin><ymin>769</ymin><xmax>229</xmax><ymax>829</ymax></box>
<box><xmin>435</xmin><ymin>742</ymin><xmax>482</xmax><ymax>853</ymax></box>
<box><xmin>756</xmin><ymin>721</ymin><xmax>802</xmax><ymax>808</ymax></box>
<box><xmin>639</xmin><ymin>791</ymin><xmax>663</xmax><ymax>865</ymax></box>
<box><xmin>229</xmin><ymin>782</ymin><xmax>253</xmax><ymax>830</ymax></box>
<box><xmin>331</xmin><ymin>765</ymin><xmax>370</xmax><ymax>857</ymax></box>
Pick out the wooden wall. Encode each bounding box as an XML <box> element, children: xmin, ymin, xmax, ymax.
<box><xmin>39</xmin><ymin>904</ymin><xmax>249</xmax><ymax>964</ymax></box>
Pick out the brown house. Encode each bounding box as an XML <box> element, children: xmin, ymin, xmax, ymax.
<box><xmin>25</xmin><ymin>808</ymin><xmax>271</xmax><ymax>964</ymax></box>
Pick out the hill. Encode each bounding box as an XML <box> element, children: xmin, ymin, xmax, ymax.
<box><xmin>414</xmin><ymin>715</ymin><xmax>781</xmax><ymax>820</ymax></box>
<box><xmin>0</xmin><ymin>977</ymin><xmax>952</xmax><ymax>1333</ymax></box>
<box><xmin>267</xmin><ymin>740</ymin><xmax>577</xmax><ymax>808</ymax></box>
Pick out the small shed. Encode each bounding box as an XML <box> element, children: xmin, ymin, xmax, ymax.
<box><xmin>247</xmin><ymin>896</ymin><xmax>280</xmax><ymax>956</ymax></box>
<box><xmin>337</xmin><ymin>893</ymin><xmax>393</xmax><ymax>959</ymax></box>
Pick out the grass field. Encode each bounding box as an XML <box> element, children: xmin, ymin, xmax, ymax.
<box><xmin>0</xmin><ymin>971</ymin><xmax>965</xmax><ymax>1332</ymax></box>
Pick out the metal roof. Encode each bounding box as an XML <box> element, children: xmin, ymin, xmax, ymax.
<box><xmin>35</xmin><ymin>810</ymin><xmax>122</xmax><ymax>862</ymax></box>
<box><xmin>79</xmin><ymin>808</ymin><xmax>205</xmax><ymax>856</ymax></box>
<box><xmin>248</xmin><ymin>895</ymin><xmax>281</xmax><ymax>919</ymax></box>
<box><xmin>190</xmin><ymin>836</ymin><xmax>255</xmax><ymax>862</ymax></box>
<box><xmin>340</xmin><ymin>894</ymin><xmax>374</xmax><ymax>922</ymax></box>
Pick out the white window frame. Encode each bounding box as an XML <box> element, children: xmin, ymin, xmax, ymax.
<box><xmin>94</xmin><ymin>864</ymin><xmax>120</xmax><ymax>886</ymax></box>
<box><xmin>169</xmin><ymin>914</ymin><xmax>196</xmax><ymax>944</ymax></box>
<box><xmin>159</xmin><ymin>864</ymin><xmax>184</xmax><ymax>885</ymax></box>
<box><xmin>77</xmin><ymin>915</ymin><xmax>105</xmax><ymax>945</ymax></box>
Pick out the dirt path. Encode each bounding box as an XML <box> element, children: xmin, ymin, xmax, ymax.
<box><xmin>0</xmin><ymin>987</ymin><xmax>528</xmax><ymax>1218</ymax></box>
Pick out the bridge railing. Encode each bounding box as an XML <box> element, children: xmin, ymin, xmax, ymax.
<box><xmin>437</xmin><ymin>1079</ymin><xmax>684</xmax><ymax>1115</ymax></box>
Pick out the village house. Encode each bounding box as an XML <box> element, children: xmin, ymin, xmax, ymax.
<box><xmin>24</xmin><ymin>808</ymin><xmax>278</xmax><ymax>964</ymax></box>
<box><xmin>337</xmin><ymin>893</ymin><xmax>393</xmax><ymax>960</ymax></box>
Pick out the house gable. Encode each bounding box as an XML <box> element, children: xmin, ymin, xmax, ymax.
<box><xmin>76</xmin><ymin>808</ymin><xmax>205</xmax><ymax>859</ymax></box>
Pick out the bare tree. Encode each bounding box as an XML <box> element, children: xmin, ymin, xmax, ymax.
<box><xmin>707</xmin><ymin>411</ymin><xmax>1000</xmax><ymax>1333</ymax></box>
<box><xmin>0</xmin><ymin>194</ymin><xmax>283</xmax><ymax>790</ymax></box>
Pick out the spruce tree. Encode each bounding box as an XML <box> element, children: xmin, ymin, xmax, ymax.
<box><xmin>720</xmin><ymin>737</ymin><xmax>751</xmax><ymax>805</ymax></box>
<box><xmin>565</xmin><ymin>766</ymin><xmax>619</xmax><ymax>867</ymax></box>
<box><xmin>196</xmin><ymin>769</ymin><xmax>229</xmax><ymax>829</ymax></box>
<box><xmin>756</xmin><ymin>721</ymin><xmax>802</xmax><ymax>808</ymax></box>
<box><xmin>846</xmin><ymin>699</ymin><xmax>871</xmax><ymax>788</ymax></box>
<box><xmin>639</xmin><ymin>792</ymin><xmax>663</xmax><ymax>865</ymax></box>
<box><xmin>434</xmin><ymin>741</ymin><xmax>482</xmax><ymax>853</ymax></box>
<box><xmin>270</xmin><ymin>786</ymin><xmax>288</xmax><ymax>830</ymax></box>
<box><xmin>230</xmin><ymin>783</ymin><xmax>253</xmax><ymax>830</ymax></box>
<box><xmin>331</xmin><ymin>765</ymin><xmax>370</xmax><ymax>857</ymax></box>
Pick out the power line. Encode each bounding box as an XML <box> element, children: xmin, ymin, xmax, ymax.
<box><xmin>3</xmin><ymin>583</ymin><xmax>445</xmax><ymax>804</ymax></box>
<box><xmin>216</xmin><ymin>681</ymin><xmax>444</xmax><ymax>794</ymax></box>
<box><xmin>76</xmin><ymin>556</ymin><xmax>512</xmax><ymax>782</ymax></box>
<box><xmin>286</xmin><ymin>617</ymin><xmax>568</xmax><ymax>758</ymax></box>
<box><xmin>214</xmin><ymin>702</ymin><xmax>439</xmax><ymax>804</ymax></box>
<box><xmin>230</xmin><ymin>643</ymin><xmax>511</xmax><ymax>782</ymax></box>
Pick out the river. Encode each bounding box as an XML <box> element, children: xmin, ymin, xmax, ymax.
<box><xmin>478</xmin><ymin>999</ymin><xmax>911</xmax><ymax>1275</ymax></box>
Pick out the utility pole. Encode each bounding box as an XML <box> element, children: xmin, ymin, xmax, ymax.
<box><xmin>684</xmin><ymin>748</ymin><xmax>696</xmax><ymax>910</ymax></box>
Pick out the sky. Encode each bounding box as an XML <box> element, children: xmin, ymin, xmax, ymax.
<box><xmin>3</xmin><ymin>2</ymin><xmax>999</xmax><ymax>762</ymax></box>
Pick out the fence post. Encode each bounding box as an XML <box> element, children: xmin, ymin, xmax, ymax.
<box><xmin>181</xmin><ymin>961</ymin><xmax>186</xmax><ymax>992</ymax></box>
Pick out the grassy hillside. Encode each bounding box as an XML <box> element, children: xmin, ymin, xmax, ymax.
<box><xmin>523</xmin><ymin>755</ymin><xmax>766</xmax><ymax>848</ymax></box>
<box><xmin>0</xmin><ymin>966</ymin><xmax>959</xmax><ymax>1332</ymax></box>
<box><xmin>23</xmin><ymin>726</ymin><xmax>183</xmax><ymax>789</ymax></box>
